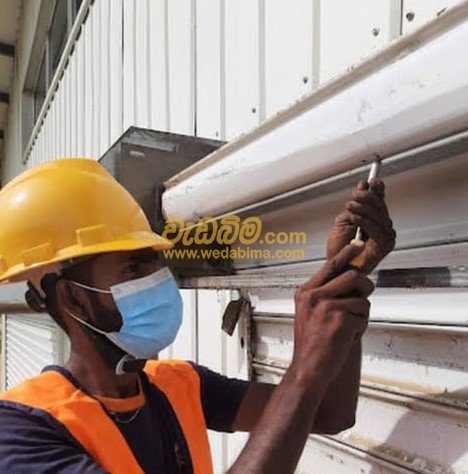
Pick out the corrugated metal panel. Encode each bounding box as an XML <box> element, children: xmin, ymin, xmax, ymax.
<box><xmin>4</xmin><ymin>314</ymin><xmax>62</xmax><ymax>390</ymax></box>
<box><xmin>148</xmin><ymin>0</ymin><xmax>168</xmax><ymax>132</ymax></box>
<box><xmin>108</xmin><ymin>0</ymin><xmax>123</xmax><ymax>145</ymax></box>
<box><xmin>196</xmin><ymin>290</ymin><xmax>250</xmax><ymax>473</ymax></box>
<box><xmin>263</xmin><ymin>0</ymin><xmax>314</xmax><ymax>117</ymax></box>
<box><xmin>296</xmin><ymin>436</ymin><xmax>410</xmax><ymax>473</ymax></box>
<box><xmin>250</xmin><ymin>285</ymin><xmax>468</xmax><ymax>326</ymax></box>
<box><xmin>252</xmin><ymin>310</ymin><xmax>468</xmax><ymax>472</ymax></box>
<box><xmin>319</xmin><ymin>0</ymin><xmax>401</xmax><ymax>84</ymax></box>
<box><xmin>167</xmin><ymin>0</ymin><xmax>195</xmax><ymax>135</ymax></box>
<box><xmin>224</xmin><ymin>0</ymin><xmax>260</xmax><ymax>140</ymax></box>
<box><xmin>122</xmin><ymin>0</ymin><xmax>137</xmax><ymax>132</ymax></box>
<box><xmin>196</xmin><ymin>0</ymin><xmax>222</xmax><ymax>140</ymax></box>
<box><xmin>159</xmin><ymin>289</ymin><xmax>198</xmax><ymax>361</ymax></box>
<box><xmin>403</xmin><ymin>0</ymin><xmax>463</xmax><ymax>34</ymax></box>
<box><xmin>19</xmin><ymin>0</ymin><xmax>410</xmax><ymax>168</ymax></box>
<box><xmin>83</xmin><ymin>8</ymin><xmax>94</xmax><ymax>157</ymax></box>
<box><xmin>254</xmin><ymin>316</ymin><xmax>468</xmax><ymax>408</ymax></box>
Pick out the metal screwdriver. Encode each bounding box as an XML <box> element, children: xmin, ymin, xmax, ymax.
<box><xmin>349</xmin><ymin>160</ymin><xmax>381</xmax><ymax>268</ymax></box>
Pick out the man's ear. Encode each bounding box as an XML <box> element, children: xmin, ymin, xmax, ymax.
<box><xmin>54</xmin><ymin>278</ymin><xmax>88</xmax><ymax>322</ymax></box>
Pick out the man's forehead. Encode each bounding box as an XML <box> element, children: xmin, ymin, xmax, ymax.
<box><xmin>63</xmin><ymin>248</ymin><xmax>159</xmax><ymax>274</ymax></box>
<box><xmin>90</xmin><ymin>248</ymin><xmax>160</xmax><ymax>266</ymax></box>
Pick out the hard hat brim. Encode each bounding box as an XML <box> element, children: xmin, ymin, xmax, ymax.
<box><xmin>0</xmin><ymin>231</ymin><xmax>174</xmax><ymax>284</ymax></box>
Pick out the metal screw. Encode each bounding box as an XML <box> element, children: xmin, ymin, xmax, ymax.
<box><xmin>302</xmin><ymin>76</ymin><xmax>309</xmax><ymax>84</ymax></box>
<box><xmin>372</xmin><ymin>27</ymin><xmax>380</xmax><ymax>37</ymax></box>
<box><xmin>406</xmin><ymin>11</ymin><xmax>415</xmax><ymax>22</ymax></box>
<box><xmin>251</xmin><ymin>107</ymin><xmax>257</xmax><ymax>114</ymax></box>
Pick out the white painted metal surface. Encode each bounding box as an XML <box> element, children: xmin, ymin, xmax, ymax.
<box><xmin>224</xmin><ymin>0</ymin><xmax>260</xmax><ymax>140</ymax></box>
<box><xmin>263</xmin><ymin>0</ymin><xmax>314</xmax><ymax>117</ymax></box>
<box><xmin>254</xmin><ymin>317</ymin><xmax>468</xmax><ymax>407</ymax></box>
<box><xmin>251</xmin><ymin>286</ymin><xmax>468</xmax><ymax>326</ymax></box>
<box><xmin>319</xmin><ymin>0</ymin><xmax>401</xmax><ymax>84</ymax></box>
<box><xmin>254</xmin><ymin>312</ymin><xmax>468</xmax><ymax>472</ymax></box>
<box><xmin>196</xmin><ymin>151</ymin><xmax>468</xmax><ymax>270</ymax></box>
<box><xmin>196</xmin><ymin>290</ymin><xmax>250</xmax><ymax>473</ymax></box>
<box><xmin>403</xmin><ymin>0</ymin><xmax>463</xmax><ymax>34</ymax></box>
<box><xmin>163</xmin><ymin>2</ymin><xmax>468</xmax><ymax>221</ymax></box>
<box><xmin>2</xmin><ymin>1</ymin><xmax>468</xmax><ymax>472</ymax></box>
<box><xmin>296</xmin><ymin>436</ymin><xmax>410</xmax><ymax>473</ymax></box>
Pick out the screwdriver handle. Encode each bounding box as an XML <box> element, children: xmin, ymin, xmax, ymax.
<box><xmin>349</xmin><ymin>238</ymin><xmax>366</xmax><ymax>268</ymax></box>
<box><xmin>349</xmin><ymin>160</ymin><xmax>381</xmax><ymax>269</ymax></box>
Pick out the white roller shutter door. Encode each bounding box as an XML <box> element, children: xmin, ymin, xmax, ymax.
<box><xmin>3</xmin><ymin>314</ymin><xmax>65</xmax><ymax>390</ymax></box>
<box><xmin>252</xmin><ymin>298</ymin><xmax>468</xmax><ymax>472</ymax></box>
<box><xmin>234</xmin><ymin>152</ymin><xmax>468</xmax><ymax>472</ymax></box>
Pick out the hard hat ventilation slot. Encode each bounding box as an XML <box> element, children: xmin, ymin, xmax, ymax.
<box><xmin>77</xmin><ymin>224</ymin><xmax>113</xmax><ymax>247</ymax></box>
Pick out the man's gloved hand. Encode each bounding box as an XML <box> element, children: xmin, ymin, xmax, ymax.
<box><xmin>327</xmin><ymin>178</ymin><xmax>396</xmax><ymax>274</ymax></box>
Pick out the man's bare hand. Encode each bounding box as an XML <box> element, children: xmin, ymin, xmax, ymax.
<box><xmin>327</xmin><ymin>178</ymin><xmax>396</xmax><ymax>274</ymax></box>
<box><xmin>292</xmin><ymin>243</ymin><xmax>374</xmax><ymax>384</ymax></box>
<box><xmin>228</xmin><ymin>246</ymin><xmax>375</xmax><ymax>474</ymax></box>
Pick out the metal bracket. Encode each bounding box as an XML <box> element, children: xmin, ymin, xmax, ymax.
<box><xmin>98</xmin><ymin>127</ymin><xmax>231</xmax><ymax>277</ymax></box>
<box><xmin>222</xmin><ymin>297</ymin><xmax>251</xmax><ymax>336</ymax></box>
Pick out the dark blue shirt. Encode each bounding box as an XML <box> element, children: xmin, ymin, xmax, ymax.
<box><xmin>0</xmin><ymin>363</ymin><xmax>249</xmax><ymax>473</ymax></box>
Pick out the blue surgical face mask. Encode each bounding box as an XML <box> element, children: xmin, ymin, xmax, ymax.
<box><xmin>66</xmin><ymin>267</ymin><xmax>183</xmax><ymax>360</ymax></box>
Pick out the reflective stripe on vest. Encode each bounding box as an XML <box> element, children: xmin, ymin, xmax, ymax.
<box><xmin>0</xmin><ymin>360</ymin><xmax>213</xmax><ymax>474</ymax></box>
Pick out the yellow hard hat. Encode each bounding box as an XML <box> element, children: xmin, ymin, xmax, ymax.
<box><xmin>0</xmin><ymin>158</ymin><xmax>173</xmax><ymax>283</ymax></box>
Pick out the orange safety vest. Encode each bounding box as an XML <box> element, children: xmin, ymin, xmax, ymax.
<box><xmin>0</xmin><ymin>359</ymin><xmax>213</xmax><ymax>474</ymax></box>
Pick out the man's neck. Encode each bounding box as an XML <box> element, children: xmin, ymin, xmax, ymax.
<box><xmin>65</xmin><ymin>347</ymin><xmax>140</xmax><ymax>399</ymax></box>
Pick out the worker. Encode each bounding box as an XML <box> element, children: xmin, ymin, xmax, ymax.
<box><xmin>0</xmin><ymin>159</ymin><xmax>395</xmax><ymax>473</ymax></box>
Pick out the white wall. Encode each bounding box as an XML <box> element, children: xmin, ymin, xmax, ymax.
<box><xmin>2</xmin><ymin>0</ymin><xmax>406</xmax><ymax>177</ymax></box>
<box><xmin>5</xmin><ymin>0</ymin><xmax>466</xmax><ymax>172</ymax></box>
<box><xmin>1</xmin><ymin>0</ymin><xmax>465</xmax><ymax>472</ymax></box>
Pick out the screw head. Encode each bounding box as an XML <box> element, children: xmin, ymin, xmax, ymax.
<box><xmin>251</xmin><ymin>107</ymin><xmax>257</xmax><ymax>114</ymax></box>
<box><xmin>302</xmin><ymin>76</ymin><xmax>309</xmax><ymax>84</ymax></box>
<box><xmin>372</xmin><ymin>27</ymin><xmax>380</xmax><ymax>37</ymax></box>
<box><xmin>406</xmin><ymin>11</ymin><xmax>415</xmax><ymax>21</ymax></box>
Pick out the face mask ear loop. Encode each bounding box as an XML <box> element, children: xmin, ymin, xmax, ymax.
<box><xmin>68</xmin><ymin>280</ymin><xmax>112</xmax><ymax>294</ymax></box>
<box><xmin>115</xmin><ymin>354</ymin><xmax>145</xmax><ymax>375</ymax></box>
<box><xmin>64</xmin><ymin>308</ymin><xmax>109</xmax><ymax>336</ymax></box>
<box><xmin>65</xmin><ymin>309</ymin><xmax>146</xmax><ymax>375</ymax></box>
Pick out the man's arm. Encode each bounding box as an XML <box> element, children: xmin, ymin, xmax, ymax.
<box><xmin>321</xmin><ymin>177</ymin><xmax>395</xmax><ymax>430</ymax></box>
<box><xmin>232</xmin><ymin>342</ymin><xmax>361</xmax><ymax>435</ymax></box>
<box><xmin>231</xmin><ymin>179</ymin><xmax>395</xmax><ymax>436</ymax></box>
<box><xmin>0</xmin><ymin>405</ymin><xmax>105</xmax><ymax>474</ymax></box>
<box><xmin>228</xmin><ymin>243</ymin><xmax>374</xmax><ymax>473</ymax></box>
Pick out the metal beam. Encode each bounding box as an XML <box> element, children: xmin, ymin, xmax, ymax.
<box><xmin>0</xmin><ymin>42</ymin><xmax>14</xmax><ymax>58</ymax></box>
<box><xmin>0</xmin><ymin>92</ymin><xmax>9</xmax><ymax>104</ymax></box>
<box><xmin>216</xmin><ymin>128</ymin><xmax>468</xmax><ymax>221</ymax></box>
<box><xmin>0</xmin><ymin>283</ymin><xmax>28</xmax><ymax>313</ymax></box>
<box><xmin>180</xmin><ymin>256</ymin><xmax>468</xmax><ymax>289</ymax></box>
<box><xmin>252</xmin><ymin>316</ymin><xmax>468</xmax><ymax>334</ymax></box>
